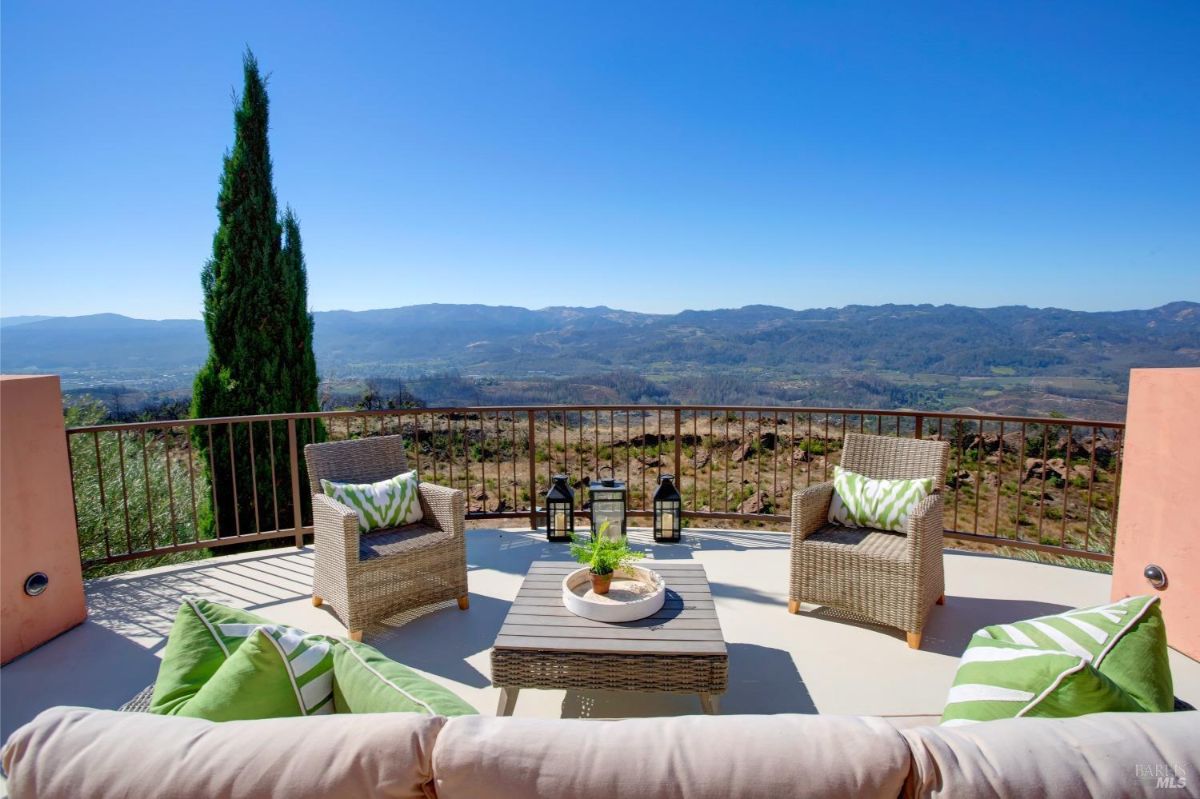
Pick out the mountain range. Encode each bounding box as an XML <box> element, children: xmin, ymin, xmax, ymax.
<box><xmin>2</xmin><ymin>302</ymin><xmax>1197</xmax><ymax>416</ymax></box>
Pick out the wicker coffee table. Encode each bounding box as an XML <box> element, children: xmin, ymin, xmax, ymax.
<box><xmin>490</xmin><ymin>560</ymin><xmax>728</xmax><ymax>715</ymax></box>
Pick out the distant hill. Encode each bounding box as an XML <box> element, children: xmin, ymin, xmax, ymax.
<box><xmin>0</xmin><ymin>313</ymin><xmax>208</xmax><ymax>372</ymax></box>
<box><xmin>3</xmin><ymin>302</ymin><xmax>1197</xmax><ymax>416</ymax></box>
<box><xmin>0</xmin><ymin>315</ymin><xmax>55</xmax><ymax>328</ymax></box>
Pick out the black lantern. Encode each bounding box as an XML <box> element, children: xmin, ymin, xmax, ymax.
<box><xmin>652</xmin><ymin>474</ymin><xmax>682</xmax><ymax>542</ymax></box>
<box><xmin>545</xmin><ymin>474</ymin><xmax>575</xmax><ymax>542</ymax></box>
<box><xmin>588</xmin><ymin>474</ymin><xmax>627</xmax><ymax>541</ymax></box>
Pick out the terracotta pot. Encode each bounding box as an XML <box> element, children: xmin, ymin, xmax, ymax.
<box><xmin>590</xmin><ymin>571</ymin><xmax>613</xmax><ymax>595</ymax></box>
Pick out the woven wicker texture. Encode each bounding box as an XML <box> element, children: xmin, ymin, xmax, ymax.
<box><xmin>305</xmin><ymin>435</ymin><xmax>468</xmax><ymax>634</ymax></box>
<box><xmin>492</xmin><ymin>651</ymin><xmax>728</xmax><ymax>694</ymax></box>
<box><xmin>119</xmin><ymin>684</ymin><xmax>155</xmax><ymax>712</ymax></box>
<box><xmin>491</xmin><ymin>562</ymin><xmax>728</xmax><ymax>706</ymax></box>
<box><xmin>790</xmin><ymin>433</ymin><xmax>949</xmax><ymax>643</ymax></box>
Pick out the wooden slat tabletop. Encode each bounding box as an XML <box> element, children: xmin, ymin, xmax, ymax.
<box><xmin>493</xmin><ymin>561</ymin><xmax>727</xmax><ymax>657</ymax></box>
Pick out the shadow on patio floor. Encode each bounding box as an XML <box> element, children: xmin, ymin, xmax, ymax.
<box><xmin>553</xmin><ymin>642</ymin><xmax>815</xmax><ymax>718</ymax></box>
<box><xmin>797</xmin><ymin>595</ymin><xmax>1073</xmax><ymax>658</ymax></box>
<box><xmin>1</xmin><ymin>621</ymin><xmax>161</xmax><ymax>740</ymax></box>
<box><xmin>467</xmin><ymin>527</ymin><xmax>790</xmax><ymax>576</ymax></box>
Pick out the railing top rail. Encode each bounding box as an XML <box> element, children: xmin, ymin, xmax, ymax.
<box><xmin>65</xmin><ymin>404</ymin><xmax>1126</xmax><ymax>434</ymax></box>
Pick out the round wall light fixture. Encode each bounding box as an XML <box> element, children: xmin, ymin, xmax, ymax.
<box><xmin>24</xmin><ymin>572</ymin><xmax>50</xmax><ymax>597</ymax></box>
<box><xmin>1143</xmin><ymin>564</ymin><xmax>1168</xmax><ymax>590</ymax></box>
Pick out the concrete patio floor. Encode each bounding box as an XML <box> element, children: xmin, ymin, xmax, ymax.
<box><xmin>3</xmin><ymin>527</ymin><xmax>1198</xmax><ymax>741</ymax></box>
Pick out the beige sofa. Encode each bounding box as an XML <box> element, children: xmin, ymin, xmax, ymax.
<box><xmin>3</xmin><ymin>707</ymin><xmax>1198</xmax><ymax>798</ymax></box>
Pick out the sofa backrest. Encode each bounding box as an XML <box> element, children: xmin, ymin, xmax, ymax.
<box><xmin>431</xmin><ymin>713</ymin><xmax>912</xmax><ymax>799</ymax></box>
<box><xmin>901</xmin><ymin>711</ymin><xmax>1200</xmax><ymax>798</ymax></box>
<box><xmin>4</xmin><ymin>708</ymin><xmax>1198</xmax><ymax>799</ymax></box>
<box><xmin>1</xmin><ymin>706</ymin><xmax>443</xmax><ymax>799</ymax></box>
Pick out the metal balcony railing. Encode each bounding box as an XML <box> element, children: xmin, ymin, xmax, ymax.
<box><xmin>66</xmin><ymin>405</ymin><xmax>1124</xmax><ymax>569</ymax></box>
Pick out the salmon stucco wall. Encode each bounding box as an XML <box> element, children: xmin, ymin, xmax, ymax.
<box><xmin>1</xmin><ymin>375</ymin><xmax>87</xmax><ymax>664</ymax></box>
<box><xmin>1111</xmin><ymin>368</ymin><xmax>1200</xmax><ymax>660</ymax></box>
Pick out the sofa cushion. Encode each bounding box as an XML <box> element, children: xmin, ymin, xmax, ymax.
<box><xmin>178</xmin><ymin>625</ymin><xmax>337</xmax><ymax>721</ymax></box>
<box><xmin>902</xmin><ymin>711</ymin><xmax>1200</xmax><ymax>798</ymax></box>
<box><xmin>432</xmin><ymin>714</ymin><xmax>911</xmax><ymax>799</ymax></box>
<box><xmin>333</xmin><ymin>639</ymin><xmax>476</xmax><ymax>716</ymax></box>
<box><xmin>829</xmin><ymin>465</ymin><xmax>933</xmax><ymax>533</ymax></box>
<box><xmin>1</xmin><ymin>706</ymin><xmax>443</xmax><ymax>799</ymax></box>
<box><xmin>322</xmin><ymin>469</ymin><xmax>423</xmax><ymax>532</ymax></box>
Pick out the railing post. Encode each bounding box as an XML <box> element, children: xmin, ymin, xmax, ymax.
<box><xmin>527</xmin><ymin>410</ymin><xmax>538</xmax><ymax>531</ymax></box>
<box><xmin>673</xmin><ymin>409</ymin><xmax>682</xmax><ymax>484</ymax></box>
<box><xmin>288</xmin><ymin>418</ymin><xmax>304</xmax><ymax>548</ymax></box>
<box><xmin>914</xmin><ymin>414</ymin><xmax>924</xmax><ymax>440</ymax></box>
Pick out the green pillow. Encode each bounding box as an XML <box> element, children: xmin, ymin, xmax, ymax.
<box><xmin>177</xmin><ymin>626</ymin><xmax>336</xmax><ymax>721</ymax></box>
<box><xmin>150</xmin><ymin>598</ymin><xmax>336</xmax><ymax>720</ymax></box>
<box><xmin>828</xmin><ymin>465</ymin><xmax>933</xmax><ymax>533</ymax></box>
<box><xmin>321</xmin><ymin>469</ymin><xmax>423</xmax><ymax>532</ymax></box>
<box><xmin>942</xmin><ymin>595</ymin><xmax>1172</xmax><ymax>725</ymax></box>
<box><xmin>332</xmin><ymin>639</ymin><xmax>477</xmax><ymax>716</ymax></box>
<box><xmin>150</xmin><ymin>597</ymin><xmax>272</xmax><ymax>714</ymax></box>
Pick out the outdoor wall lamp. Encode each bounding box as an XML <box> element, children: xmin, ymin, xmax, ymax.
<box><xmin>1144</xmin><ymin>564</ymin><xmax>1167</xmax><ymax>590</ymax></box>
<box><xmin>24</xmin><ymin>572</ymin><xmax>49</xmax><ymax>597</ymax></box>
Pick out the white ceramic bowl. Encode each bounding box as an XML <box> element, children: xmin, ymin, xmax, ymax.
<box><xmin>561</xmin><ymin>565</ymin><xmax>667</xmax><ymax>623</ymax></box>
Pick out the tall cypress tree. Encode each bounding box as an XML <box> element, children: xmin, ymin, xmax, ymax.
<box><xmin>192</xmin><ymin>50</ymin><xmax>320</xmax><ymax>537</ymax></box>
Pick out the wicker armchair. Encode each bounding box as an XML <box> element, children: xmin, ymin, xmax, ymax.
<box><xmin>788</xmin><ymin>432</ymin><xmax>950</xmax><ymax>649</ymax></box>
<box><xmin>304</xmin><ymin>435</ymin><xmax>468</xmax><ymax>640</ymax></box>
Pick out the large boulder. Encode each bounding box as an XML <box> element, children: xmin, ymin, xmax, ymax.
<box><xmin>1023</xmin><ymin>458</ymin><xmax>1068</xmax><ymax>483</ymax></box>
<box><xmin>737</xmin><ymin>491</ymin><xmax>773</xmax><ymax>515</ymax></box>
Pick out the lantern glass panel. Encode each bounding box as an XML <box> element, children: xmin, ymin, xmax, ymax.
<box><xmin>588</xmin><ymin>482</ymin><xmax>627</xmax><ymax>540</ymax></box>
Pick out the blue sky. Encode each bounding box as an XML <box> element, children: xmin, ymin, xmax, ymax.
<box><xmin>2</xmin><ymin>1</ymin><xmax>1197</xmax><ymax>319</ymax></box>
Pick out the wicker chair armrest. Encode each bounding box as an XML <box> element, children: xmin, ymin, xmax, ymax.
<box><xmin>791</xmin><ymin>482</ymin><xmax>834</xmax><ymax>542</ymax></box>
<box><xmin>419</xmin><ymin>482</ymin><xmax>466</xmax><ymax>537</ymax></box>
<box><xmin>905</xmin><ymin>493</ymin><xmax>944</xmax><ymax>557</ymax></box>
<box><xmin>312</xmin><ymin>492</ymin><xmax>360</xmax><ymax>562</ymax></box>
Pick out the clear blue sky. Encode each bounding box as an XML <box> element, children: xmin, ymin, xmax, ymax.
<box><xmin>2</xmin><ymin>1</ymin><xmax>1197</xmax><ymax>319</ymax></box>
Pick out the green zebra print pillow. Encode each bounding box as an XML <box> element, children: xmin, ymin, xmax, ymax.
<box><xmin>941</xmin><ymin>595</ymin><xmax>1172</xmax><ymax>726</ymax></box>
<box><xmin>321</xmin><ymin>470</ymin><xmax>423</xmax><ymax>533</ymax></box>
<box><xmin>828</xmin><ymin>465</ymin><xmax>933</xmax><ymax>533</ymax></box>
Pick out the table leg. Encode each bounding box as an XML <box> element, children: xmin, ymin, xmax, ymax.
<box><xmin>699</xmin><ymin>693</ymin><xmax>719</xmax><ymax>715</ymax></box>
<box><xmin>497</xmin><ymin>686</ymin><xmax>520</xmax><ymax>716</ymax></box>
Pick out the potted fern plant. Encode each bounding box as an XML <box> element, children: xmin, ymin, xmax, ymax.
<box><xmin>569</xmin><ymin>523</ymin><xmax>644</xmax><ymax>595</ymax></box>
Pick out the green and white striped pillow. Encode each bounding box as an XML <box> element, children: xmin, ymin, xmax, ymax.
<box><xmin>151</xmin><ymin>597</ymin><xmax>337</xmax><ymax>721</ymax></box>
<box><xmin>321</xmin><ymin>469</ymin><xmax>423</xmax><ymax>533</ymax></box>
<box><xmin>941</xmin><ymin>595</ymin><xmax>1172</xmax><ymax>726</ymax></box>
<box><xmin>177</xmin><ymin>624</ymin><xmax>337</xmax><ymax>721</ymax></box>
<box><xmin>828</xmin><ymin>465</ymin><xmax>933</xmax><ymax>533</ymax></box>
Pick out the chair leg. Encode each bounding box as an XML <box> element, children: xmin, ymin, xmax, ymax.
<box><xmin>349</xmin><ymin>630</ymin><xmax>363</xmax><ymax>642</ymax></box>
<box><xmin>311</xmin><ymin>596</ymin><xmax>323</xmax><ymax>607</ymax></box>
<box><xmin>457</xmin><ymin>595</ymin><xmax>470</xmax><ymax>610</ymax></box>
<box><xmin>787</xmin><ymin>599</ymin><xmax>800</xmax><ymax>614</ymax></box>
<box><xmin>906</xmin><ymin>631</ymin><xmax>922</xmax><ymax>649</ymax></box>
<box><xmin>936</xmin><ymin>594</ymin><xmax>945</xmax><ymax>605</ymax></box>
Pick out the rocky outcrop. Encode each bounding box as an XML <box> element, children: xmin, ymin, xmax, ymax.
<box><xmin>732</xmin><ymin>432</ymin><xmax>780</xmax><ymax>462</ymax></box>
<box><xmin>947</xmin><ymin>470</ymin><xmax>974</xmax><ymax>488</ymax></box>
<box><xmin>1023</xmin><ymin>458</ymin><xmax>1067</xmax><ymax>483</ymax></box>
<box><xmin>737</xmin><ymin>491</ymin><xmax>773</xmax><ymax>515</ymax></box>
